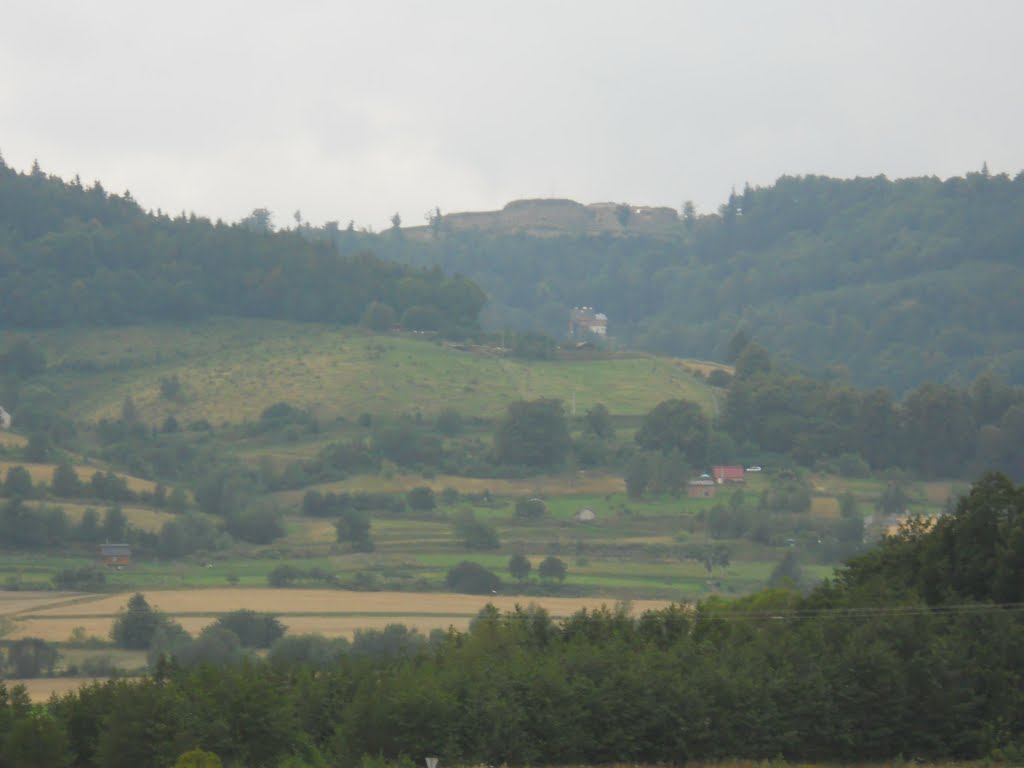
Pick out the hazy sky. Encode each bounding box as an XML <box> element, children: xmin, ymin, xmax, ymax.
<box><xmin>2</xmin><ymin>1</ymin><xmax>1022</xmax><ymax>230</ymax></box>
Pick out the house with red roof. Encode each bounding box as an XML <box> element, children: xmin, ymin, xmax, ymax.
<box><xmin>712</xmin><ymin>465</ymin><xmax>746</xmax><ymax>484</ymax></box>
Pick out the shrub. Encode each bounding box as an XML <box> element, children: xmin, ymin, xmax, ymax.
<box><xmin>212</xmin><ymin>609</ymin><xmax>286</xmax><ymax>648</ymax></box>
<box><xmin>538</xmin><ymin>556</ymin><xmax>568</xmax><ymax>583</ymax></box>
<box><xmin>452</xmin><ymin>509</ymin><xmax>500</xmax><ymax>550</ymax></box>
<box><xmin>406</xmin><ymin>486</ymin><xmax>436</xmax><ymax>512</ymax></box>
<box><xmin>514</xmin><ymin>497</ymin><xmax>547</xmax><ymax>519</ymax></box>
<box><xmin>445</xmin><ymin>561</ymin><xmax>501</xmax><ymax>594</ymax></box>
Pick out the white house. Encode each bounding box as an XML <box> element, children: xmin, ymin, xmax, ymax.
<box><xmin>569</xmin><ymin>307</ymin><xmax>608</xmax><ymax>339</ymax></box>
<box><xmin>0</xmin><ymin>406</ymin><xmax>10</xmax><ymax>430</ymax></box>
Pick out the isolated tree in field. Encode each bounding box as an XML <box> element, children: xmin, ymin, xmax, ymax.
<box><xmin>3</xmin><ymin>465</ymin><xmax>33</xmax><ymax>498</ymax></box>
<box><xmin>335</xmin><ymin>507</ymin><xmax>374</xmax><ymax>552</ymax></box>
<box><xmin>52</xmin><ymin>460</ymin><xmax>83</xmax><ymax>497</ymax></box>
<box><xmin>538</xmin><ymin>555</ymin><xmax>567</xmax><ymax>583</ymax></box>
<box><xmin>508</xmin><ymin>553</ymin><xmax>532</xmax><ymax>582</ymax></box>
<box><xmin>494</xmin><ymin>399</ymin><xmax>571</xmax><ymax>468</ymax></box>
<box><xmin>726</xmin><ymin>328</ymin><xmax>752</xmax><ymax>363</ymax></box>
<box><xmin>768</xmin><ymin>550</ymin><xmax>803</xmax><ymax>589</ymax></box>
<box><xmin>583</xmin><ymin>403</ymin><xmax>614</xmax><ymax>439</ymax></box>
<box><xmin>624</xmin><ymin>452</ymin><xmax>650</xmax><ymax>499</ymax></box>
<box><xmin>453</xmin><ymin>508</ymin><xmax>500</xmax><ymax>550</ymax></box>
<box><xmin>877</xmin><ymin>480</ymin><xmax>909</xmax><ymax>517</ymax></box>
<box><xmin>24</xmin><ymin>431</ymin><xmax>51</xmax><ymax>462</ymax></box>
<box><xmin>635</xmin><ymin>398</ymin><xmax>709</xmax><ymax>467</ymax></box>
<box><xmin>111</xmin><ymin>593</ymin><xmax>166</xmax><ymax>650</ymax></box>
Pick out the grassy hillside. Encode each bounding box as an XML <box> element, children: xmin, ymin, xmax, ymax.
<box><xmin>15</xmin><ymin>318</ymin><xmax>719</xmax><ymax>425</ymax></box>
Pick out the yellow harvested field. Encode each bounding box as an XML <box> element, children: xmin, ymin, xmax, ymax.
<box><xmin>13</xmin><ymin>677</ymin><xmax>120</xmax><ymax>703</ymax></box>
<box><xmin>922</xmin><ymin>481</ymin><xmax>956</xmax><ymax>504</ymax></box>
<box><xmin>0</xmin><ymin>591</ymin><xmax>89</xmax><ymax>616</ymax></box>
<box><xmin>0</xmin><ymin>432</ymin><xmax>27</xmax><ymax>447</ymax></box>
<box><xmin>286</xmin><ymin>518</ymin><xmax>339</xmax><ymax>544</ymax></box>
<box><xmin>0</xmin><ymin>593</ymin><xmax>100</xmax><ymax>618</ymax></box>
<box><xmin>47</xmin><ymin>501</ymin><xmax>179</xmax><ymax>533</ymax></box>
<box><xmin>27</xmin><ymin>588</ymin><xmax>670</xmax><ymax>618</ymax></box>
<box><xmin>811</xmin><ymin>497</ymin><xmax>840</xmax><ymax>519</ymax></box>
<box><xmin>268</xmin><ymin>614</ymin><xmax>473</xmax><ymax>636</ymax></box>
<box><xmin>680</xmin><ymin>359</ymin><xmax>733</xmax><ymax>376</ymax></box>
<box><xmin>7</xmin><ymin>617</ymin><xmax>118</xmax><ymax>641</ymax></box>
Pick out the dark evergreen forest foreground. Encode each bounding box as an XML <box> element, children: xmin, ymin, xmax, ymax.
<box><xmin>3</xmin><ymin>473</ymin><xmax>1022</xmax><ymax>768</ymax></box>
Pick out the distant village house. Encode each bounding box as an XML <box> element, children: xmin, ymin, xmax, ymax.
<box><xmin>687</xmin><ymin>478</ymin><xmax>717</xmax><ymax>498</ymax></box>
<box><xmin>574</xmin><ymin>507</ymin><xmax>597</xmax><ymax>522</ymax></box>
<box><xmin>712</xmin><ymin>466</ymin><xmax>746</xmax><ymax>484</ymax></box>
<box><xmin>569</xmin><ymin>307</ymin><xmax>608</xmax><ymax>339</ymax></box>
<box><xmin>0</xmin><ymin>406</ymin><xmax>10</xmax><ymax>430</ymax></box>
<box><xmin>98</xmin><ymin>543</ymin><xmax>131</xmax><ymax>568</ymax></box>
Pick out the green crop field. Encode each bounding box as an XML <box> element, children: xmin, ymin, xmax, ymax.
<box><xmin>12</xmin><ymin>318</ymin><xmax>718</xmax><ymax>425</ymax></box>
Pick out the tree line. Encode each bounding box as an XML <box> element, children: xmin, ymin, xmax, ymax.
<box><xmin>0</xmin><ymin>158</ymin><xmax>485</xmax><ymax>336</ymax></box>
<box><xmin>3</xmin><ymin>473</ymin><xmax>1021</xmax><ymax>767</ymax></box>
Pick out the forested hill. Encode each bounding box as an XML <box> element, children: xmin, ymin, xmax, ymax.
<box><xmin>352</xmin><ymin>171</ymin><xmax>1024</xmax><ymax>391</ymax></box>
<box><xmin>0</xmin><ymin>159</ymin><xmax>485</xmax><ymax>335</ymax></box>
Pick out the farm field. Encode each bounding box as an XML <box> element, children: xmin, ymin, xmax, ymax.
<box><xmin>12</xmin><ymin>318</ymin><xmax>720</xmax><ymax>425</ymax></box>
<box><xmin>13</xmin><ymin>677</ymin><xmax>122</xmax><ymax>703</ymax></box>
<box><xmin>4</xmin><ymin>587</ymin><xmax>672</xmax><ymax>644</ymax></box>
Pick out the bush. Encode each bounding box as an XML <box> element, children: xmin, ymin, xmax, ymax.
<box><xmin>406</xmin><ymin>486</ymin><xmax>436</xmax><ymax>511</ymax></box>
<box><xmin>508</xmin><ymin>553</ymin><xmax>532</xmax><ymax>581</ymax></box>
<box><xmin>335</xmin><ymin>507</ymin><xmax>374</xmax><ymax>552</ymax></box>
<box><xmin>212</xmin><ymin>610</ymin><xmax>286</xmax><ymax>648</ymax></box>
<box><xmin>3</xmin><ymin>637</ymin><xmax>60</xmax><ymax>677</ymax></box>
<box><xmin>361</xmin><ymin>301</ymin><xmax>397</xmax><ymax>331</ymax></box>
<box><xmin>226</xmin><ymin>505</ymin><xmax>285</xmax><ymax>544</ymax></box>
<box><xmin>52</xmin><ymin>460</ymin><xmax>83</xmax><ymax>497</ymax></box>
<box><xmin>435</xmin><ymin>408</ymin><xmax>464</xmax><ymax>436</ymax></box>
<box><xmin>514</xmin><ymin>497</ymin><xmax>547</xmax><ymax>519</ymax></box>
<box><xmin>267</xmin><ymin>564</ymin><xmax>306</xmax><ymax>588</ymax></box>
<box><xmin>445</xmin><ymin>561</ymin><xmax>501</xmax><ymax>594</ymax></box>
<box><xmin>452</xmin><ymin>509</ymin><xmax>500</xmax><ymax>550</ymax></box>
<box><xmin>3</xmin><ymin>465</ymin><xmax>33</xmax><ymax>499</ymax></box>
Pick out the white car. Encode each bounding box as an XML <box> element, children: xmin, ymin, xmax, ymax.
<box><xmin>746</xmin><ymin>466</ymin><xmax>762</xmax><ymax>472</ymax></box>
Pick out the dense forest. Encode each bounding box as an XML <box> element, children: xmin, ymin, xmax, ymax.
<box><xmin>2</xmin><ymin>473</ymin><xmax>1021</xmax><ymax>768</ymax></box>
<box><xmin>344</xmin><ymin>170</ymin><xmax>1024</xmax><ymax>391</ymax></box>
<box><xmin>5</xmin><ymin>157</ymin><xmax>1023</xmax><ymax>391</ymax></box>
<box><xmin>0</xmin><ymin>158</ymin><xmax>485</xmax><ymax>336</ymax></box>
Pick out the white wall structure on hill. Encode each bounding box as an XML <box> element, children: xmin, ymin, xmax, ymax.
<box><xmin>0</xmin><ymin>406</ymin><xmax>10</xmax><ymax>430</ymax></box>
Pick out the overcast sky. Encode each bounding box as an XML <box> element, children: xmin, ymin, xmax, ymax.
<box><xmin>2</xmin><ymin>1</ymin><xmax>1022</xmax><ymax>230</ymax></box>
